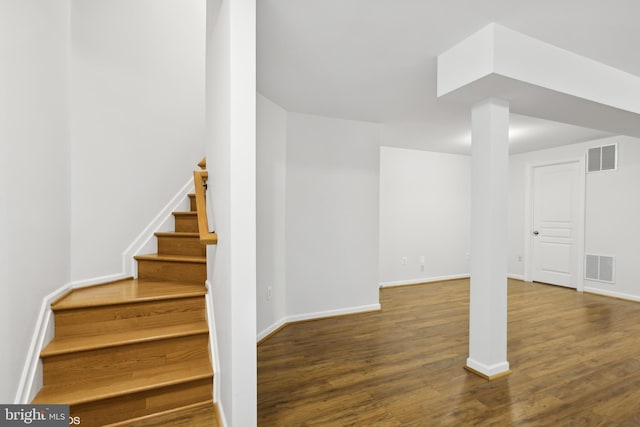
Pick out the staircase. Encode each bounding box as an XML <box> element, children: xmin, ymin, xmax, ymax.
<box><xmin>32</xmin><ymin>181</ymin><xmax>219</xmax><ymax>426</ymax></box>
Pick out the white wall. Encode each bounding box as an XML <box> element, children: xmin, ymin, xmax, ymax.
<box><xmin>70</xmin><ymin>0</ymin><xmax>206</xmax><ymax>282</ymax></box>
<box><xmin>286</xmin><ymin>113</ymin><xmax>380</xmax><ymax>318</ymax></box>
<box><xmin>509</xmin><ymin>135</ymin><xmax>640</xmax><ymax>300</ymax></box>
<box><xmin>379</xmin><ymin>147</ymin><xmax>471</xmax><ymax>286</ymax></box>
<box><xmin>0</xmin><ymin>0</ymin><xmax>71</xmax><ymax>402</ymax></box>
<box><xmin>256</xmin><ymin>94</ymin><xmax>287</xmax><ymax>336</ymax></box>
<box><xmin>0</xmin><ymin>138</ymin><xmax>7</xmax><ymax>402</ymax></box>
<box><xmin>206</xmin><ymin>0</ymin><xmax>257</xmax><ymax>425</ymax></box>
<box><xmin>0</xmin><ymin>116</ymin><xmax>7</xmax><ymax>402</ymax></box>
<box><xmin>584</xmin><ymin>138</ymin><xmax>640</xmax><ymax>300</ymax></box>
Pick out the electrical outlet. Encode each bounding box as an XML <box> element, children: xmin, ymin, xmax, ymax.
<box><xmin>267</xmin><ymin>286</ymin><xmax>272</xmax><ymax>301</ymax></box>
<box><xmin>517</xmin><ymin>255</ymin><xmax>523</xmax><ymax>262</ymax></box>
<box><xmin>419</xmin><ymin>256</ymin><xmax>425</xmax><ymax>265</ymax></box>
<box><xmin>401</xmin><ymin>256</ymin><xmax>408</xmax><ymax>265</ymax></box>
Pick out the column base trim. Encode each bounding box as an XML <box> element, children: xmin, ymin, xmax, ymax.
<box><xmin>464</xmin><ymin>365</ymin><xmax>511</xmax><ymax>381</ymax></box>
<box><xmin>465</xmin><ymin>358</ymin><xmax>511</xmax><ymax>380</ymax></box>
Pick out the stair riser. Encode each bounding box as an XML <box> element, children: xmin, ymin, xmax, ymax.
<box><xmin>157</xmin><ymin>236</ymin><xmax>206</xmax><ymax>257</ymax></box>
<box><xmin>174</xmin><ymin>215</ymin><xmax>198</xmax><ymax>232</ymax></box>
<box><xmin>53</xmin><ymin>297</ymin><xmax>206</xmax><ymax>338</ymax></box>
<box><xmin>69</xmin><ymin>377</ymin><xmax>212</xmax><ymax>427</ymax></box>
<box><xmin>43</xmin><ymin>334</ymin><xmax>210</xmax><ymax>386</ymax></box>
<box><xmin>137</xmin><ymin>260</ymin><xmax>206</xmax><ymax>283</ymax></box>
<box><xmin>106</xmin><ymin>401</ymin><xmax>216</xmax><ymax>427</ymax></box>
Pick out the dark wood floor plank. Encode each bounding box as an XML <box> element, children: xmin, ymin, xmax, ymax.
<box><xmin>258</xmin><ymin>279</ymin><xmax>640</xmax><ymax>426</ymax></box>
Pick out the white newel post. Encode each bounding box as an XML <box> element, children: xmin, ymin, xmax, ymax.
<box><xmin>466</xmin><ymin>98</ymin><xmax>511</xmax><ymax>380</ymax></box>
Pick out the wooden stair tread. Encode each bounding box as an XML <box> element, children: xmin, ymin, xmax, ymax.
<box><xmin>42</xmin><ymin>322</ymin><xmax>209</xmax><ymax>357</ymax></box>
<box><xmin>33</xmin><ymin>362</ymin><xmax>213</xmax><ymax>406</ymax></box>
<box><xmin>154</xmin><ymin>231</ymin><xmax>199</xmax><ymax>238</ymax></box>
<box><xmin>52</xmin><ymin>279</ymin><xmax>207</xmax><ymax>311</ymax></box>
<box><xmin>36</xmin><ymin>165</ymin><xmax>214</xmax><ymax>425</ymax></box>
<box><xmin>104</xmin><ymin>400</ymin><xmax>217</xmax><ymax>427</ymax></box>
<box><xmin>134</xmin><ymin>254</ymin><xmax>206</xmax><ymax>264</ymax></box>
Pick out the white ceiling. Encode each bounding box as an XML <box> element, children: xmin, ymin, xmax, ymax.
<box><xmin>257</xmin><ymin>0</ymin><xmax>640</xmax><ymax>154</ymax></box>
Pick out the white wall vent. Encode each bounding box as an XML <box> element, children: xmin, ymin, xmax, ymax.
<box><xmin>585</xmin><ymin>254</ymin><xmax>615</xmax><ymax>283</ymax></box>
<box><xmin>587</xmin><ymin>144</ymin><xmax>617</xmax><ymax>173</ymax></box>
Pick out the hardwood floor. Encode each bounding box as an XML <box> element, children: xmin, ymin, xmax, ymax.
<box><xmin>257</xmin><ymin>279</ymin><xmax>640</xmax><ymax>426</ymax></box>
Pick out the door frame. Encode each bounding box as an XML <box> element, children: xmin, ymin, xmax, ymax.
<box><xmin>523</xmin><ymin>158</ymin><xmax>586</xmax><ymax>292</ymax></box>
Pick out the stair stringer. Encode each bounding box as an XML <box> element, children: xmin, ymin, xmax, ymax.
<box><xmin>15</xmin><ymin>284</ymin><xmax>70</xmax><ymax>404</ymax></box>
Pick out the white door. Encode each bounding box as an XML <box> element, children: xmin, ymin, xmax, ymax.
<box><xmin>532</xmin><ymin>162</ymin><xmax>580</xmax><ymax>288</ymax></box>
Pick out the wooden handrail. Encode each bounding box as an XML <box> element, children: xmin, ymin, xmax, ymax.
<box><xmin>198</xmin><ymin>157</ymin><xmax>207</xmax><ymax>170</ymax></box>
<box><xmin>194</xmin><ymin>167</ymin><xmax>218</xmax><ymax>245</ymax></box>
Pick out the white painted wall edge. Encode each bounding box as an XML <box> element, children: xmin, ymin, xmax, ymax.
<box><xmin>15</xmin><ymin>283</ymin><xmax>71</xmax><ymax>403</ymax></box>
<box><xmin>205</xmin><ymin>280</ymin><xmax>221</xmax><ymax>404</ymax></box>
<box><xmin>492</xmin><ymin>23</ymin><xmax>640</xmax><ymax>116</ymax></box>
<box><xmin>257</xmin><ymin>304</ymin><xmax>381</xmax><ymax>343</ymax></box>
<box><xmin>508</xmin><ymin>274</ymin><xmax>525</xmax><ymax>281</ymax></box>
<box><xmin>438</xmin><ymin>23</ymin><xmax>640</xmax><ymax>115</ymax></box>
<box><xmin>436</xmin><ymin>23</ymin><xmax>494</xmax><ymax>97</ymax></box>
<box><xmin>584</xmin><ymin>287</ymin><xmax>640</xmax><ymax>303</ymax></box>
<box><xmin>379</xmin><ymin>274</ymin><xmax>470</xmax><ymax>288</ymax></box>
<box><xmin>122</xmin><ymin>177</ymin><xmax>195</xmax><ymax>277</ymax></box>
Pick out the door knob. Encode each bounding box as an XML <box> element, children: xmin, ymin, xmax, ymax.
<box><xmin>533</xmin><ymin>230</ymin><xmax>539</xmax><ymax>236</ymax></box>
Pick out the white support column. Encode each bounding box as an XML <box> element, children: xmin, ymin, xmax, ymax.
<box><xmin>466</xmin><ymin>98</ymin><xmax>511</xmax><ymax>380</ymax></box>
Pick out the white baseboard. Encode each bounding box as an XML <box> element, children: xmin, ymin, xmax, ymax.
<box><xmin>122</xmin><ymin>178</ymin><xmax>194</xmax><ymax>277</ymax></box>
<box><xmin>286</xmin><ymin>304</ymin><xmax>381</xmax><ymax>324</ymax></box>
<box><xmin>257</xmin><ymin>318</ymin><xmax>288</xmax><ymax>342</ymax></box>
<box><xmin>216</xmin><ymin>399</ymin><xmax>228</xmax><ymax>427</ymax></box>
<box><xmin>15</xmin><ymin>283</ymin><xmax>71</xmax><ymax>403</ymax></box>
<box><xmin>257</xmin><ymin>304</ymin><xmax>381</xmax><ymax>343</ymax></box>
<box><xmin>70</xmin><ymin>272</ymin><xmax>130</xmax><ymax>289</ymax></box>
<box><xmin>379</xmin><ymin>274</ymin><xmax>470</xmax><ymax>288</ymax></box>
<box><xmin>584</xmin><ymin>287</ymin><xmax>640</xmax><ymax>302</ymax></box>
<box><xmin>379</xmin><ymin>274</ymin><xmax>525</xmax><ymax>288</ymax></box>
